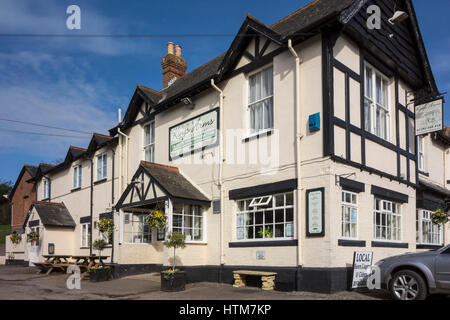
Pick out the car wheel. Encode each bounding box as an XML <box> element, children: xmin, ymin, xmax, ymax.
<box><xmin>389</xmin><ymin>270</ymin><xmax>427</xmax><ymax>300</ymax></box>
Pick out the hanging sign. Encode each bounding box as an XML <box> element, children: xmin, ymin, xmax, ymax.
<box><xmin>169</xmin><ymin>108</ymin><xmax>219</xmax><ymax>160</ymax></box>
<box><xmin>306</xmin><ymin>188</ymin><xmax>325</xmax><ymax>237</ymax></box>
<box><xmin>352</xmin><ymin>251</ymin><xmax>374</xmax><ymax>289</ymax></box>
<box><xmin>415</xmin><ymin>98</ymin><xmax>443</xmax><ymax>136</ymax></box>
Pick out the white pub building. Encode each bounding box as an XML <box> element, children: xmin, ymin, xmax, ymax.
<box><xmin>6</xmin><ymin>0</ymin><xmax>450</xmax><ymax>293</ymax></box>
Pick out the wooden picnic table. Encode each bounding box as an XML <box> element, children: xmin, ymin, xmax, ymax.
<box><xmin>42</xmin><ymin>255</ymin><xmax>72</xmax><ymax>264</ymax></box>
<box><xmin>34</xmin><ymin>255</ymin><xmax>109</xmax><ymax>279</ymax></box>
<box><xmin>36</xmin><ymin>255</ymin><xmax>74</xmax><ymax>275</ymax></box>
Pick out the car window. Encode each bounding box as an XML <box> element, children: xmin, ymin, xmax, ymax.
<box><xmin>442</xmin><ymin>247</ymin><xmax>450</xmax><ymax>254</ymax></box>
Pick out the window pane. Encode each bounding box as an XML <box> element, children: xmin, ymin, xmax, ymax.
<box><xmin>364</xmin><ymin>99</ymin><xmax>371</xmax><ymax>132</ymax></box>
<box><xmin>102</xmin><ymin>155</ymin><xmax>107</xmax><ymax>178</ymax></box>
<box><xmin>275</xmin><ymin>224</ymin><xmax>284</xmax><ymax>238</ymax></box>
<box><xmin>365</xmin><ymin>67</ymin><xmax>373</xmax><ymax>99</ymax></box>
<box><xmin>264</xmin><ymin>211</ymin><xmax>273</xmax><ymax>224</ymax></box>
<box><xmin>144</xmin><ymin>125</ymin><xmax>150</xmax><ymax>145</ymax></box>
<box><xmin>285</xmin><ymin>208</ymin><xmax>293</xmax><ymax>222</ymax></box>
<box><xmin>255</xmin><ymin>211</ymin><xmax>263</xmax><ymax>225</ymax></box>
<box><xmin>376</xmin><ymin>75</ymin><xmax>382</xmax><ymax>104</ymax></box>
<box><xmin>275</xmin><ymin>209</ymin><xmax>284</xmax><ymax>223</ymax></box>
<box><xmin>286</xmin><ymin>193</ymin><xmax>293</xmax><ymax>206</ymax></box>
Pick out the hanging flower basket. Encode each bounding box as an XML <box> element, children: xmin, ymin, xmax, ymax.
<box><xmin>98</xmin><ymin>218</ymin><xmax>114</xmax><ymax>236</ymax></box>
<box><xmin>146</xmin><ymin>210</ymin><xmax>167</xmax><ymax>229</ymax></box>
<box><xmin>431</xmin><ymin>209</ymin><xmax>449</xmax><ymax>225</ymax></box>
<box><xmin>9</xmin><ymin>233</ymin><xmax>22</xmax><ymax>245</ymax></box>
<box><xmin>27</xmin><ymin>231</ymin><xmax>40</xmax><ymax>244</ymax></box>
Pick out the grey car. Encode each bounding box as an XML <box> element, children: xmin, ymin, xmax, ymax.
<box><xmin>376</xmin><ymin>245</ymin><xmax>450</xmax><ymax>300</ymax></box>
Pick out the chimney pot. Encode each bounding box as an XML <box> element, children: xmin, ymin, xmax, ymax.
<box><xmin>175</xmin><ymin>45</ymin><xmax>182</xmax><ymax>57</ymax></box>
<box><xmin>162</xmin><ymin>43</ymin><xmax>187</xmax><ymax>89</ymax></box>
<box><xmin>168</xmin><ymin>42</ymin><xmax>174</xmax><ymax>55</ymax></box>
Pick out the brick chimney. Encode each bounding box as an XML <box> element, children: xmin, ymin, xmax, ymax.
<box><xmin>161</xmin><ymin>42</ymin><xmax>187</xmax><ymax>88</ymax></box>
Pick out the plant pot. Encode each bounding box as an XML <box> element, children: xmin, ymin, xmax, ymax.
<box><xmin>160</xmin><ymin>271</ymin><xmax>186</xmax><ymax>292</ymax></box>
<box><xmin>89</xmin><ymin>267</ymin><xmax>112</xmax><ymax>282</ymax></box>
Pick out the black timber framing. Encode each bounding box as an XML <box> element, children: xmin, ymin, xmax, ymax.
<box><xmin>328</xmin><ymin>49</ymin><xmax>417</xmax><ymax>188</ymax></box>
<box><xmin>322</xmin><ymin>28</ymin><xmax>342</xmax><ymax>157</ymax></box>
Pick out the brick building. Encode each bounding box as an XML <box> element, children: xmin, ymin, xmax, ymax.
<box><xmin>9</xmin><ymin>165</ymin><xmax>38</xmax><ymax>232</ymax></box>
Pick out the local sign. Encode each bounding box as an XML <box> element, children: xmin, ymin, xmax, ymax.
<box><xmin>169</xmin><ymin>108</ymin><xmax>219</xmax><ymax>160</ymax></box>
<box><xmin>415</xmin><ymin>98</ymin><xmax>443</xmax><ymax>136</ymax></box>
<box><xmin>352</xmin><ymin>251</ymin><xmax>373</xmax><ymax>289</ymax></box>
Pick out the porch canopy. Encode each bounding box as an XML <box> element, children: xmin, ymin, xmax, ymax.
<box><xmin>24</xmin><ymin>202</ymin><xmax>76</xmax><ymax>229</ymax></box>
<box><xmin>417</xmin><ymin>178</ymin><xmax>450</xmax><ymax>212</ymax></box>
<box><xmin>115</xmin><ymin>161</ymin><xmax>211</xmax><ymax>210</ymax></box>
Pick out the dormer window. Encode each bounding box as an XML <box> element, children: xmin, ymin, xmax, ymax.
<box><xmin>43</xmin><ymin>178</ymin><xmax>50</xmax><ymax>200</ymax></box>
<box><xmin>248</xmin><ymin>67</ymin><xmax>274</xmax><ymax>135</ymax></box>
<box><xmin>73</xmin><ymin>165</ymin><xmax>82</xmax><ymax>189</ymax></box>
<box><xmin>97</xmin><ymin>153</ymin><xmax>107</xmax><ymax>181</ymax></box>
<box><xmin>143</xmin><ymin>121</ymin><xmax>155</xmax><ymax>162</ymax></box>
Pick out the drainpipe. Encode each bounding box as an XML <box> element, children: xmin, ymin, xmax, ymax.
<box><xmin>288</xmin><ymin>39</ymin><xmax>304</xmax><ymax>270</ymax></box>
<box><xmin>89</xmin><ymin>158</ymin><xmax>94</xmax><ymax>256</ymax></box>
<box><xmin>111</xmin><ymin>148</ymin><xmax>115</xmax><ymax>264</ymax></box>
<box><xmin>211</xmin><ymin>79</ymin><xmax>225</xmax><ymax>271</ymax></box>
<box><xmin>117</xmin><ymin>108</ymin><xmax>129</xmax><ymax>192</ymax></box>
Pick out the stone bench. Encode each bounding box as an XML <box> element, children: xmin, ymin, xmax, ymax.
<box><xmin>233</xmin><ymin>270</ymin><xmax>277</xmax><ymax>291</ymax></box>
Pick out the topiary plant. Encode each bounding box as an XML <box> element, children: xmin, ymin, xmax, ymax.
<box><xmin>164</xmin><ymin>232</ymin><xmax>186</xmax><ymax>273</ymax></box>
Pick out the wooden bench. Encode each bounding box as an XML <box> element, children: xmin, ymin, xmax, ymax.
<box><xmin>233</xmin><ymin>270</ymin><xmax>277</xmax><ymax>291</ymax></box>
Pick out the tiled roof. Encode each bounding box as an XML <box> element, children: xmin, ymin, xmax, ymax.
<box><xmin>125</xmin><ymin>0</ymin><xmax>356</xmax><ymax>115</ymax></box>
<box><xmin>27</xmin><ymin>202</ymin><xmax>76</xmax><ymax>229</ymax></box>
<box><xmin>140</xmin><ymin>161</ymin><xmax>210</xmax><ymax>203</ymax></box>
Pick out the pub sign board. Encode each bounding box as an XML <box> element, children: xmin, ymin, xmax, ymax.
<box><xmin>306</xmin><ymin>188</ymin><xmax>325</xmax><ymax>237</ymax></box>
<box><xmin>169</xmin><ymin>108</ymin><xmax>219</xmax><ymax>160</ymax></box>
<box><xmin>415</xmin><ymin>98</ymin><xmax>443</xmax><ymax>136</ymax></box>
<box><xmin>352</xmin><ymin>251</ymin><xmax>373</xmax><ymax>289</ymax></box>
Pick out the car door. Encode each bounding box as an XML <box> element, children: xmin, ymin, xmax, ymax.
<box><xmin>435</xmin><ymin>247</ymin><xmax>450</xmax><ymax>290</ymax></box>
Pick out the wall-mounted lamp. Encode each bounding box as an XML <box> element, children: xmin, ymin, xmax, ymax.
<box><xmin>181</xmin><ymin>97</ymin><xmax>195</xmax><ymax>109</ymax></box>
<box><xmin>388</xmin><ymin>11</ymin><xmax>409</xmax><ymax>25</ymax></box>
<box><xmin>131</xmin><ymin>180</ymin><xmax>144</xmax><ymax>185</ymax></box>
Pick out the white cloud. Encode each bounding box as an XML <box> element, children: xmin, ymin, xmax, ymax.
<box><xmin>0</xmin><ymin>0</ymin><xmax>157</xmax><ymax>56</ymax></box>
<box><xmin>0</xmin><ymin>51</ymin><xmax>120</xmax><ymax>160</ymax></box>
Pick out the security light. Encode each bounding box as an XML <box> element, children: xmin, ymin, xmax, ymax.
<box><xmin>131</xmin><ymin>180</ymin><xmax>144</xmax><ymax>184</ymax></box>
<box><xmin>181</xmin><ymin>97</ymin><xmax>195</xmax><ymax>109</ymax></box>
<box><xmin>181</xmin><ymin>97</ymin><xmax>193</xmax><ymax>105</ymax></box>
<box><xmin>388</xmin><ymin>11</ymin><xmax>408</xmax><ymax>25</ymax></box>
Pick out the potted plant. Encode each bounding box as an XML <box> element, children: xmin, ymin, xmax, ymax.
<box><xmin>9</xmin><ymin>232</ymin><xmax>22</xmax><ymax>246</ymax></box>
<box><xmin>27</xmin><ymin>231</ymin><xmax>39</xmax><ymax>245</ymax></box>
<box><xmin>146</xmin><ymin>210</ymin><xmax>167</xmax><ymax>229</ymax></box>
<box><xmin>90</xmin><ymin>239</ymin><xmax>112</xmax><ymax>282</ymax></box>
<box><xmin>161</xmin><ymin>232</ymin><xmax>186</xmax><ymax>292</ymax></box>
<box><xmin>431</xmin><ymin>209</ymin><xmax>449</xmax><ymax>225</ymax></box>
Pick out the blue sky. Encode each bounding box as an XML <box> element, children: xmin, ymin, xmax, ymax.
<box><xmin>0</xmin><ymin>0</ymin><xmax>449</xmax><ymax>183</ymax></box>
